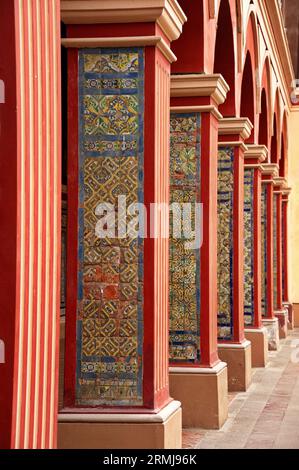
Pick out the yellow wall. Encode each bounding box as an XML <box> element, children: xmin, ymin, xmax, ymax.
<box><xmin>288</xmin><ymin>108</ymin><xmax>299</xmax><ymax>303</ymax></box>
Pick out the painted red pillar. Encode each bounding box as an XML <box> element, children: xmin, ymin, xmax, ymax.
<box><xmin>273</xmin><ymin>177</ymin><xmax>289</xmax><ymax>338</ymax></box>
<box><xmin>58</xmin><ymin>0</ymin><xmax>186</xmax><ymax>449</ymax></box>
<box><xmin>282</xmin><ymin>188</ymin><xmax>294</xmax><ymax>329</ymax></box>
<box><xmin>261</xmin><ymin>164</ymin><xmax>280</xmax><ymax>350</ymax></box>
<box><xmin>217</xmin><ymin>118</ymin><xmax>253</xmax><ymax>392</ymax></box>
<box><xmin>243</xmin><ymin>145</ymin><xmax>269</xmax><ymax>367</ymax></box>
<box><xmin>0</xmin><ymin>0</ymin><xmax>61</xmax><ymax>449</ymax></box>
<box><xmin>168</xmin><ymin>74</ymin><xmax>229</xmax><ymax>429</ymax></box>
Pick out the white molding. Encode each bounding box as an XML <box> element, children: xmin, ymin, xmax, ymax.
<box><xmin>61</xmin><ymin>35</ymin><xmax>177</xmax><ymax>63</ymax></box>
<box><xmin>58</xmin><ymin>400</ymin><xmax>181</xmax><ymax>424</ymax></box>
<box><xmin>169</xmin><ymin>361</ymin><xmax>227</xmax><ymax>375</ymax></box>
<box><xmin>170</xmin><ymin>74</ymin><xmax>230</xmax><ymax>106</ymax></box>
<box><xmin>218</xmin><ymin>141</ymin><xmax>248</xmax><ymax>152</ymax></box>
<box><xmin>218</xmin><ymin>117</ymin><xmax>253</xmax><ymax>140</ymax></box>
<box><xmin>218</xmin><ymin>340</ymin><xmax>251</xmax><ymax>350</ymax></box>
<box><xmin>60</xmin><ymin>0</ymin><xmax>187</xmax><ymax>42</ymax></box>
<box><xmin>170</xmin><ymin>105</ymin><xmax>223</xmax><ymax>120</ymax></box>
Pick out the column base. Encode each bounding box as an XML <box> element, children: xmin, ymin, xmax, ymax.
<box><xmin>262</xmin><ymin>317</ymin><xmax>280</xmax><ymax>351</ymax></box>
<box><xmin>58</xmin><ymin>401</ymin><xmax>182</xmax><ymax>449</ymax></box>
<box><xmin>294</xmin><ymin>304</ymin><xmax>299</xmax><ymax>328</ymax></box>
<box><xmin>245</xmin><ymin>327</ymin><xmax>268</xmax><ymax>367</ymax></box>
<box><xmin>275</xmin><ymin>309</ymin><xmax>289</xmax><ymax>339</ymax></box>
<box><xmin>218</xmin><ymin>340</ymin><xmax>252</xmax><ymax>392</ymax></box>
<box><xmin>169</xmin><ymin>362</ymin><xmax>228</xmax><ymax>429</ymax></box>
<box><xmin>284</xmin><ymin>302</ymin><xmax>294</xmax><ymax>330</ymax></box>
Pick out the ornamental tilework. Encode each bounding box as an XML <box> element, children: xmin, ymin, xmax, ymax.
<box><xmin>273</xmin><ymin>194</ymin><xmax>278</xmax><ymax>309</ymax></box>
<box><xmin>261</xmin><ymin>185</ymin><xmax>268</xmax><ymax>316</ymax></box>
<box><xmin>77</xmin><ymin>48</ymin><xmax>144</xmax><ymax>406</ymax></box>
<box><xmin>169</xmin><ymin>113</ymin><xmax>201</xmax><ymax>363</ymax></box>
<box><xmin>217</xmin><ymin>147</ymin><xmax>234</xmax><ymax>340</ymax></box>
<box><xmin>244</xmin><ymin>169</ymin><xmax>255</xmax><ymax>326</ymax></box>
<box><xmin>282</xmin><ymin>204</ymin><xmax>286</xmax><ymax>297</ymax></box>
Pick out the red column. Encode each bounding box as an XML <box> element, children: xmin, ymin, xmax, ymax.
<box><xmin>243</xmin><ymin>145</ymin><xmax>269</xmax><ymax>367</ymax></box>
<box><xmin>0</xmin><ymin>0</ymin><xmax>61</xmax><ymax>449</ymax></box>
<box><xmin>217</xmin><ymin>118</ymin><xmax>253</xmax><ymax>392</ymax></box>
<box><xmin>273</xmin><ymin>178</ymin><xmax>288</xmax><ymax>338</ymax></box>
<box><xmin>282</xmin><ymin>189</ymin><xmax>294</xmax><ymax>329</ymax></box>
<box><xmin>261</xmin><ymin>164</ymin><xmax>280</xmax><ymax>350</ymax></box>
<box><xmin>168</xmin><ymin>74</ymin><xmax>230</xmax><ymax>429</ymax></box>
<box><xmin>58</xmin><ymin>1</ymin><xmax>186</xmax><ymax>450</ymax></box>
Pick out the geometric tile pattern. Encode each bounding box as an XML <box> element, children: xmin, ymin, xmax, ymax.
<box><xmin>273</xmin><ymin>193</ymin><xmax>278</xmax><ymax>309</ymax></box>
<box><xmin>261</xmin><ymin>185</ymin><xmax>268</xmax><ymax>316</ymax></box>
<box><xmin>282</xmin><ymin>203</ymin><xmax>286</xmax><ymax>299</ymax></box>
<box><xmin>169</xmin><ymin>113</ymin><xmax>201</xmax><ymax>363</ymax></box>
<box><xmin>77</xmin><ymin>48</ymin><xmax>144</xmax><ymax>406</ymax></box>
<box><xmin>244</xmin><ymin>169</ymin><xmax>255</xmax><ymax>326</ymax></box>
<box><xmin>217</xmin><ymin>147</ymin><xmax>234</xmax><ymax>340</ymax></box>
<box><xmin>60</xmin><ymin>191</ymin><xmax>67</xmax><ymax>313</ymax></box>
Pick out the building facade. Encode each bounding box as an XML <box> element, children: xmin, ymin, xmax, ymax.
<box><xmin>0</xmin><ymin>0</ymin><xmax>299</xmax><ymax>449</ymax></box>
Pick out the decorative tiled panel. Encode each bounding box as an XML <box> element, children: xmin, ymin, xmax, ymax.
<box><xmin>76</xmin><ymin>48</ymin><xmax>144</xmax><ymax>406</ymax></box>
<box><xmin>217</xmin><ymin>147</ymin><xmax>234</xmax><ymax>340</ymax></box>
<box><xmin>261</xmin><ymin>185</ymin><xmax>268</xmax><ymax>316</ymax></box>
<box><xmin>282</xmin><ymin>203</ymin><xmax>286</xmax><ymax>298</ymax></box>
<box><xmin>61</xmin><ymin>188</ymin><xmax>67</xmax><ymax>314</ymax></box>
<box><xmin>273</xmin><ymin>194</ymin><xmax>278</xmax><ymax>309</ymax></box>
<box><xmin>244</xmin><ymin>169</ymin><xmax>254</xmax><ymax>326</ymax></box>
<box><xmin>169</xmin><ymin>113</ymin><xmax>201</xmax><ymax>363</ymax></box>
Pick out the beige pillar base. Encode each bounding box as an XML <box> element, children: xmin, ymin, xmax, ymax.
<box><xmin>169</xmin><ymin>362</ymin><xmax>228</xmax><ymax>429</ymax></box>
<box><xmin>245</xmin><ymin>327</ymin><xmax>268</xmax><ymax>367</ymax></box>
<box><xmin>275</xmin><ymin>309</ymin><xmax>289</xmax><ymax>339</ymax></box>
<box><xmin>262</xmin><ymin>317</ymin><xmax>280</xmax><ymax>350</ymax></box>
<box><xmin>58</xmin><ymin>401</ymin><xmax>182</xmax><ymax>449</ymax></box>
<box><xmin>284</xmin><ymin>302</ymin><xmax>294</xmax><ymax>330</ymax></box>
<box><xmin>294</xmin><ymin>304</ymin><xmax>299</xmax><ymax>328</ymax></box>
<box><xmin>217</xmin><ymin>340</ymin><xmax>252</xmax><ymax>392</ymax></box>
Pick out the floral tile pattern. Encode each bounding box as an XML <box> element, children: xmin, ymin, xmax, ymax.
<box><xmin>217</xmin><ymin>147</ymin><xmax>234</xmax><ymax>340</ymax></box>
<box><xmin>169</xmin><ymin>113</ymin><xmax>201</xmax><ymax>363</ymax></box>
<box><xmin>261</xmin><ymin>185</ymin><xmax>268</xmax><ymax>316</ymax></box>
<box><xmin>76</xmin><ymin>48</ymin><xmax>144</xmax><ymax>406</ymax></box>
<box><xmin>244</xmin><ymin>169</ymin><xmax>255</xmax><ymax>326</ymax></box>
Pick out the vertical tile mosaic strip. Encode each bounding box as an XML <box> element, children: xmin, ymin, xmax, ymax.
<box><xmin>217</xmin><ymin>147</ymin><xmax>234</xmax><ymax>340</ymax></box>
<box><xmin>169</xmin><ymin>113</ymin><xmax>201</xmax><ymax>363</ymax></box>
<box><xmin>282</xmin><ymin>204</ymin><xmax>285</xmax><ymax>298</ymax></box>
<box><xmin>244</xmin><ymin>169</ymin><xmax>255</xmax><ymax>326</ymax></box>
<box><xmin>76</xmin><ymin>48</ymin><xmax>144</xmax><ymax>406</ymax></box>
<box><xmin>60</xmin><ymin>186</ymin><xmax>67</xmax><ymax>315</ymax></box>
<box><xmin>273</xmin><ymin>193</ymin><xmax>278</xmax><ymax>309</ymax></box>
<box><xmin>261</xmin><ymin>184</ymin><xmax>268</xmax><ymax>316</ymax></box>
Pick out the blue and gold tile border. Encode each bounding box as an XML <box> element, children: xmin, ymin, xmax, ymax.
<box><xmin>244</xmin><ymin>169</ymin><xmax>255</xmax><ymax>326</ymax></box>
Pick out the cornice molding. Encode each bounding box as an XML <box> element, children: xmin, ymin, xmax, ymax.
<box><xmin>244</xmin><ymin>144</ymin><xmax>268</xmax><ymax>163</ymax></box>
<box><xmin>218</xmin><ymin>117</ymin><xmax>253</xmax><ymax>141</ymax></box>
<box><xmin>260</xmin><ymin>0</ymin><xmax>295</xmax><ymax>109</ymax></box>
<box><xmin>261</xmin><ymin>163</ymin><xmax>279</xmax><ymax>177</ymax></box>
<box><xmin>170</xmin><ymin>74</ymin><xmax>229</xmax><ymax>105</ymax></box>
<box><xmin>60</xmin><ymin>0</ymin><xmax>187</xmax><ymax>42</ymax></box>
<box><xmin>170</xmin><ymin>105</ymin><xmax>223</xmax><ymax>120</ymax></box>
<box><xmin>273</xmin><ymin>176</ymin><xmax>287</xmax><ymax>187</ymax></box>
<box><xmin>218</xmin><ymin>141</ymin><xmax>248</xmax><ymax>153</ymax></box>
<box><xmin>61</xmin><ymin>35</ymin><xmax>177</xmax><ymax>63</ymax></box>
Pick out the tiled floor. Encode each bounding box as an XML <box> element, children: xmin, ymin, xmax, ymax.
<box><xmin>182</xmin><ymin>329</ymin><xmax>299</xmax><ymax>449</ymax></box>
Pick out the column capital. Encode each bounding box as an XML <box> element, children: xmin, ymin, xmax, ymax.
<box><xmin>218</xmin><ymin>117</ymin><xmax>253</xmax><ymax>141</ymax></box>
<box><xmin>282</xmin><ymin>187</ymin><xmax>292</xmax><ymax>198</ymax></box>
<box><xmin>261</xmin><ymin>163</ymin><xmax>279</xmax><ymax>181</ymax></box>
<box><xmin>60</xmin><ymin>0</ymin><xmax>187</xmax><ymax>41</ymax></box>
<box><xmin>170</xmin><ymin>73</ymin><xmax>229</xmax><ymax>106</ymax></box>
<box><xmin>273</xmin><ymin>176</ymin><xmax>287</xmax><ymax>192</ymax></box>
<box><xmin>244</xmin><ymin>144</ymin><xmax>268</xmax><ymax>168</ymax></box>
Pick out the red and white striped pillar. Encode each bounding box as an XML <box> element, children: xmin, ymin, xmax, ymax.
<box><xmin>243</xmin><ymin>145</ymin><xmax>269</xmax><ymax>367</ymax></box>
<box><xmin>0</xmin><ymin>0</ymin><xmax>61</xmax><ymax>449</ymax></box>
<box><xmin>58</xmin><ymin>0</ymin><xmax>186</xmax><ymax>449</ymax></box>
